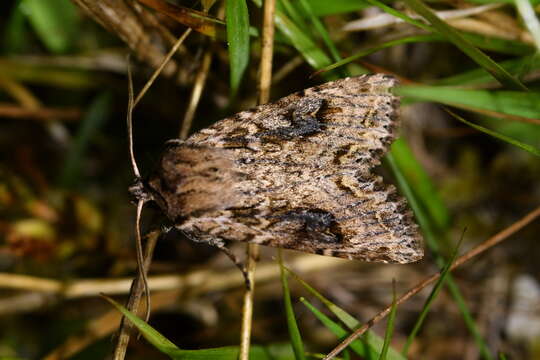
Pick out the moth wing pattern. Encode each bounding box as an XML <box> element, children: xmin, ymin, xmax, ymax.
<box><xmin>149</xmin><ymin>74</ymin><xmax>423</xmax><ymax>264</ymax></box>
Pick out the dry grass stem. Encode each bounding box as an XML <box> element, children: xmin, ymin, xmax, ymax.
<box><xmin>133</xmin><ymin>28</ymin><xmax>193</xmax><ymax>108</ymax></box>
<box><xmin>0</xmin><ymin>254</ymin><xmax>348</xmax><ymax>302</ymax></box>
<box><xmin>239</xmin><ymin>1</ymin><xmax>276</xmax><ymax>359</ymax></box>
<box><xmin>179</xmin><ymin>49</ymin><xmax>213</xmax><ymax>139</ymax></box>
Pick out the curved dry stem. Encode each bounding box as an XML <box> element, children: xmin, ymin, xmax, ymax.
<box><xmin>179</xmin><ymin>48</ymin><xmax>213</xmax><ymax>139</ymax></box>
<box><xmin>133</xmin><ymin>27</ymin><xmax>192</xmax><ymax>107</ymax></box>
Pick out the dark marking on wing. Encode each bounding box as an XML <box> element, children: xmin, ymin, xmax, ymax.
<box><xmin>276</xmin><ymin>208</ymin><xmax>343</xmax><ymax>244</ymax></box>
<box><xmin>258</xmin><ymin>98</ymin><xmax>326</xmax><ymax>140</ymax></box>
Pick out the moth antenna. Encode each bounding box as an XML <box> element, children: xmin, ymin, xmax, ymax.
<box><xmin>127</xmin><ymin>58</ymin><xmax>141</xmax><ymax>179</ymax></box>
<box><xmin>127</xmin><ymin>57</ymin><xmax>150</xmax><ymax>321</ymax></box>
<box><xmin>135</xmin><ymin>198</ymin><xmax>151</xmax><ymax>322</ymax></box>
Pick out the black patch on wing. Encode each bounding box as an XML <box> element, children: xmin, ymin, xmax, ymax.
<box><xmin>279</xmin><ymin>208</ymin><xmax>343</xmax><ymax>244</ymax></box>
<box><xmin>259</xmin><ymin>98</ymin><xmax>326</xmax><ymax>140</ymax></box>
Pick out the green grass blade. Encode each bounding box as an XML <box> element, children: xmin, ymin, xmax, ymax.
<box><xmin>279</xmin><ymin>0</ymin><xmax>310</xmax><ymax>34</ymax></box>
<box><xmin>436</xmin><ymin>55</ymin><xmax>539</xmax><ymax>86</ymax></box>
<box><xmin>460</xmin><ymin>31</ymin><xmax>534</xmax><ymax>56</ymax></box>
<box><xmin>305</xmin><ymin>0</ymin><xmax>368</xmax><ymax>16</ymax></box>
<box><xmin>286</xmin><ymin>268</ymin><xmax>358</xmax><ymax>328</ymax></box>
<box><xmin>397</xmin><ymin>85</ymin><xmax>540</xmax><ymax>120</ymax></box>
<box><xmin>59</xmin><ymin>92</ymin><xmax>112</xmax><ymax>188</ymax></box>
<box><xmin>378</xmin><ymin>282</ymin><xmax>398</xmax><ymax>360</ymax></box>
<box><xmin>4</xmin><ymin>1</ymin><xmax>31</xmax><ymax>54</ymax></box>
<box><xmin>104</xmin><ymin>295</ymin><xmax>274</xmax><ymax>359</ymax></box>
<box><xmin>390</xmin><ymin>137</ymin><xmax>450</xmax><ymax>231</ymax></box>
<box><xmin>300</xmin><ymin>297</ymin><xmax>378</xmax><ymax>359</ymax></box>
<box><xmin>279</xmin><ymin>251</ymin><xmax>306</xmax><ymax>360</ymax></box>
<box><xmin>402</xmin><ymin>232</ymin><xmax>463</xmax><ymax>355</ymax></box>
<box><xmin>446</xmin><ymin>110</ymin><xmax>540</xmax><ymax>157</ymax></box>
<box><xmin>385</xmin><ymin>154</ymin><xmax>495</xmax><ymax>360</ymax></box>
<box><xmin>301</xmin><ymin>297</ymin><xmax>405</xmax><ymax>360</ymax></box>
<box><xmin>251</xmin><ymin>0</ymin><xmax>334</xmax><ymax>73</ymax></box>
<box><xmin>103</xmin><ymin>295</ymin><xmax>181</xmax><ymax>354</ymax></box>
<box><xmin>274</xmin><ymin>10</ymin><xmax>332</xmax><ymax>70</ymax></box>
<box><xmin>317</xmin><ymin>34</ymin><xmax>439</xmax><ymax>75</ymax></box>
<box><xmin>297</xmin><ymin>0</ymin><xmax>341</xmax><ymax>63</ymax></box>
<box><xmin>481</xmin><ymin>116</ymin><xmax>540</xmax><ymax>148</ymax></box>
<box><xmin>288</xmin><ymin>268</ymin><xmax>406</xmax><ymax>360</ymax></box>
<box><xmin>22</xmin><ymin>0</ymin><xmax>79</xmax><ymax>53</ymax></box>
<box><xmin>401</xmin><ymin>0</ymin><xmax>527</xmax><ymax>90</ymax></box>
<box><xmin>226</xmin><ymin>0</ymin><xmax>250</xmax><ymax>99</ymax></box>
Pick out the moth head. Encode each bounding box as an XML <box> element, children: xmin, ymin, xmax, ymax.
<box><xmin>133</xmin><ymin>142</ymin><xmax>243</xmax><ymax>222</ymax></box>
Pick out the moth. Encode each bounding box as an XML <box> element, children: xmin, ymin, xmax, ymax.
<box><xmin>130</xmin><ymin>74</ymin><xmax>423</xmax><ymax>272</ymax></box>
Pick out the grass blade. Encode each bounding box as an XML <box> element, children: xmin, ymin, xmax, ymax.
<box><xmin>226</xmin><ymin>0</ymin><xmax>250</xmax><ymax>99</ymax></box>
<box><xmin>436</xmin><ymin>55</ymin><xmax>539</xmax><ymax>86</ymax></box>
<box><xmin>104</xmin><ymin>295</ymin><xmax>275</xmax><ymax>359</ymax></box>
<box><xmin>402</xmin><ymin>231</ymin><xmax>464</xmax><ymax>355</ymax></box>
<box><xmin>300</xmin><ymin>297</ymin><xmax>379</xmax><ymax>359</ymax></box>
<box><xmin>390</xmin><ymin>138</ymin><xmax>450</xmax><ymax>231</ymax></box>
<box><xmin>22</xmin><ymin>0</ymin><xmax>79</xmax><ymax>53</ymax></box>
<box><xmin>446</xmin><ymin>110</ymin><xmax>540</xmax><ymax>157</ymax></box>
<box><xmin>460</xmin><ymin>31</ymin><xmax>534</xmax><ymax>56</ymax></box>
<box><xmin>103</xmin><ymin>295</ymin><xmax>180</xmax><ymax>354</ymax></box>
<box><xmin>274</xmin><ymin>10</ymin><xmax>332</xmax><ymax>71</ymax></box>
<box><xmin>401</xmin><ymin>0</ymin><xmax>527</xmax><ymax>90</ymax></box>
<box><xmin>306</xmin><ymin>0</ymin><xmax>368</xmax><ymax>16</ymax></box>
<box><xmin>378</xmin><ymin>281</ymin><xmax>398</xmax><ymax>360</ymax></box>
<box><xmin>288</xmin><ymin>268</ymin><xmax>406</xmax><ymax>360</ymax></box>
<box><xmin>316</xmin><ymin>34</ymin><xmax>439</xmax><ymax>75</ymax></box>
<box><xmin>297</xmin><ymin>0</ymin><xmax>341</xmax><ymax>63</ymax></box>
<box><xmin>279</xmin><ymin>251</ymin><xmax>306</xmax><ymax>360</ymax></box>
<box><xmin>385</xmin><ymin>153</ymin><xmax>495</xmax><ymax>360</ymax></box>
<box><xmin>397</xmin><ymin>85</ymin><xmax>540</xmax><ymax>121</ymax></box>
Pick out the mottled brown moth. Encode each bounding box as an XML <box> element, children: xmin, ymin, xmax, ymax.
<box><xmin>130</xmin><ymin>74</ymin><xmax>423</xmax><ymax>271</ymax></box>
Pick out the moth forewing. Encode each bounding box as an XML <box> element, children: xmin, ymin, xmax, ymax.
<box><xmin>140</xmin><ymin>74</ymin><xmax>423</xmax><ymax>264</ymax></box>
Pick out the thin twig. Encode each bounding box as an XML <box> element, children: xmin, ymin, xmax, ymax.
<box><xmin>179</xmin><ymin>46</ymin><xmax>213</xmax><ymax>139</ymax></box>
<box><xmin>0</xmin><ymin>254</ymin><xmax>348</xmax><ymax>299</ymax></box>
<box><xmin>239</xmin><ymin>1</ymin><xmax>276</xmax><ymax>359</ymax></box>
<box><xmin>133</xmin><ymin>28</ymin><xmax>192</xmax><ymax>107</ymax></box>
<box><xmin>323</xmin><ymin>205</ymin><xmax>540</xmax><ymax>360</ymax></box>
<box><xmin>257</xmin><ymin>0</ymin><xmax>276</xmax><ymax>105</ymax></box>
<box><xmin>239</xmin><ymin>244</ymin><xmax>259</xmax><ymax>360</ymax></box>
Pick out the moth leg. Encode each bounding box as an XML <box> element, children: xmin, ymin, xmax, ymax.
<box><xmin>178</xmin><ymin>231</ymin><xmax>251</xmax><ymax>289</ymax></box>
<box><xmin>213</xmin><ymin>241</ymin><xmax>251</xmax><ymax>290</ymax></box>
<box><xmin>164</xmin><ymin>139</ymin><xmax>184</xmax><ymax>146</ymax></box>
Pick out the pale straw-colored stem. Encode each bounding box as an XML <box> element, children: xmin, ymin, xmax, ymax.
<box><xmin>239</xmin><ymin>1</ymin><xmax>276</xmax><ymax>359</ymax></box>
